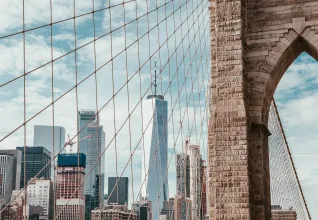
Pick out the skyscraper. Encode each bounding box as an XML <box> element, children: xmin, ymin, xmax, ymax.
<box><xmin>132</xmin><ymin>197</ymin><xmax>152</xmax><ymax>220</ymax></box>
<box><xmin>174</xmin><ymin>193</ymin><xmax>192</xmax><ymax>220</ymax></box>
<box><xmin>107</xmin><ymin>177</ymin><xmax>128</xmax><ymax>205</ymax></box>
<box><xmin>0</xmin><ymin>154</ymin><xmax>14</xmax><ymax>205</ymax></box>
<box><xmin>0</xmin><ymin>149</ymin><xmax>22</xmax><ymax>190</ymax></box>
<box><xmin>188</xmin><ymin>145</ymin><xmax>202</xmax><ymax>220</ymax></box>
<box><xmin>56</xmin><ymin>153</ymin><xmax>86</xmax><ymax>220</ymax></box>
<box><xmin>33</xmin><ymin>125</ymin><xmax>66</xmax><ymax>179</ymax></box>
<box><xmin>16</xmin><ymin>146</ymin><xmax>51</xmax><ymax>189</ymax></box>
<box><xmin>78</xmin><ymin>110</ymin><xmax>105</xmax><ymax>220</ymax></box>
<box><xmin>176</xmin><ymin>153</ymin><xmax>190</xmax><ymax>198</ymax></box>
<box><xmin>142</xmin><ymin>92</ymin><xmax>168</xmax><ymax>219</ymax></box>
<box><xmin>201</xmin><ymin>160</ymin><xmax>207</xmax><ymax>219</ymax></box>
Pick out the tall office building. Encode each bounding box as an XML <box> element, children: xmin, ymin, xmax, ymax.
<box><xmin>78</xmin><ymin>110</ymin><xmax>105</xmax><ymax>220</ymax></box>
<box><xmin>132</xmin><ymin>197</ymin><xmax>152</xmax><ymax>220</ymax></box>
<box><xmin>0</xmin><ymin>155</ymin><xmax>14</xmax><ymax>205</ymax></box>
<box><xmin>160</xmin><ymin>198</ymin><xmax>174</xmax><ymax>220</ymax></box>
<box><xmin>176</xmin><ymin>153</ymin><xmax>190</xmax><ymax>198</ymax></box>
<box><xmin>33</xmin><ymin>125</ymin><xmax>66</xmax><ymax>179</ymax></box>
<box><xmin>0</xmin><ymin>149</ymin><xmax>22</xmax><ymax>190</ymax></box>
<box><xmin>107</xmin><ymin>177</ymin><xmax>128</xmax><ymax>205</ymax></box>
<box><xmin>174</xmin><ymin>193</ymin><xmax>192</xmax><ymax>220</ymax></box>
<box><xmin>16</xmin><ymin>146</ymin><xmax>51</xmax><ymax>189</ymax></box>
<box><xmin>142</xmin><ymin>89</ymin><xmax>168</xmax><ymax>219</ymax></box>
<box><xmin>201</xmin><ymin>160</ymin><xmax>207</xmax><ymax>219</ymax></box>
<box><xmin>56</xmin><ymin>153</ymin><xmax>86</xmax><ymax>220</ymax></box>
<box><xmin>188</xmin><ymin>145</ymin><xmax>202</xmax><ymax>220</ymax></box>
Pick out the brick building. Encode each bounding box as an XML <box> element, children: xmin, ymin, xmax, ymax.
<box><xmin>91</xmin><ymin>204</ymin><xmax>137</xmax><ymax>220</ymax></box>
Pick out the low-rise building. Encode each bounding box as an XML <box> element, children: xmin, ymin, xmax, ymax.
<box><xmin>91</xmin><ymin>204</ymin><xmax>137</xmax><ymax>220</ymax></box>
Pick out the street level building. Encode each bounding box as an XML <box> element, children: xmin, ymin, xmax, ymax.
<box><xmin>91</xmin><ymin>204</ymin><xmax>137</xmax><ymax>220</ymax></box>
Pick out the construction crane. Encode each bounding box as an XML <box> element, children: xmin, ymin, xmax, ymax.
<box><xmin>65</xmin><ymin>134</ymin><xmax>93</xmax><ymax>153</ymax></box>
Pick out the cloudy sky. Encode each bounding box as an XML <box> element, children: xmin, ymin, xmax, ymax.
<box><xmin>275</xmin><ymin>53</ymin><xmax>318</xmax><ymax>219</ymax></box>
<box><xmin>0</xmin><ymin>0</ymin><xmax>316</xmax><ymax>218</ymax></box>
<box><xmin>0</xmin><ymin>0</ymin><xmax>210</xmax><ymax>213</ymax></box>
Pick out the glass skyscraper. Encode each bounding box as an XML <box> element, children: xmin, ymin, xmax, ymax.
<box><xmin>142</xmin><ymin>94</ymin><xmax>168</xmax><ymax>220</ymax></box>
<box><xmin>33</xmin><ymin>125</ymin><xmax>65</xmax><ymax>180</ymax></box>
<box><xmin>16</xmin><ymin>146</ymin><xmax>51</xmax><ymax>189</ymax></box>
<box><xmin>107</xmin><ymin>177</ymin><xmax>128</xmax><ymax>205</ymax></box>
<box><xmin>78</xmin><ymin>110</ymin><xmax>105</xmax><ymax>220</ymax></box>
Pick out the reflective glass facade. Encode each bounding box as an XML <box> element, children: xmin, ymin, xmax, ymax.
<box><xmin>78</xmin><ymin>110</ymin><xmax>105</xmax><ymax>220</ymax></box>
<box><xmin>142</xmin><ymin>96</ymin><xmax>168</xmax><ymax>220</ymax></box>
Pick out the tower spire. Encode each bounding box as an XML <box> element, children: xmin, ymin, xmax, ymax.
<box><xmin>154</xmin><ymin>57</ymin><xmax>157</xmax><ymax>96</ymax></box>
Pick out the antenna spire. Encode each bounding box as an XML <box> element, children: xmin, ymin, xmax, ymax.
<box><xmin>154</xmin><ymin>57</ymin><xmax>157</xmax><ymax>96</ymax></box>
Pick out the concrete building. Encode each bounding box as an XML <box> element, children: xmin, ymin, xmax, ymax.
<box><xmin>132</xmin><ymin>197</ymin><xmax>152</xmax><ymax>220</ymax></box>
<box><xmin>174</xmin><ymin>194</ymin><xmax>191</xmax><ymax>220</ymax></box>
<box><xmin>188</xmin><ymin>145</ymin><xmax>201</xmax><ymax>219</ymax></box>
<box><xmin>91</xmin><ymin>204</ymin><xmax>137</xmax><ymax>220</ymax></box>
<box><xmin>107</xmin><ymin>177</ymin><xmax>128</xmax><ymax>205</ymax></box>
<box><xmin>56</xmin><ymin>153</ymin><xmax>86</xmax><ymax>220</ymax></box>
<box><xmin>0</xmin><ymin>155</ymin><xmax>14</xmax><ymax>205</ymax></box>
<box><xmin>33</xmin><ymin>125</ymin><xmax>66</xmax><ymax>180</ymax></box>
<box><xmin>16</xmin><ymin>147</ymin><xmax>51</xmax><ymax>189</ymax></box>
<box><xmin>201</xmin><ymin>160</ymin><xmax>207</xmax><ymax>219</ymax></box>
<box><xmin>160</xmin><ymin>198</ymin><xmax>174</xmax><ymax>220</ymax></box>
<box><xmin>0</xmin><ymin>150</ymin><xmax>22</xmax><ymax>191</ymax></box>
<box><xmin>11</xmin><ymin>178</ymin><xmax>53</xmax><ymax>220</ymax></box>
<box><xmin>78</xmin><ymin>110</ymin><xmax>105</xmax><ymax>220</ymax></box>
<box><xmin>176</xmin><ymin>153</ymin><xmax>190</xmax><ymax>198</ymax></box>
<box><xmin>142</xmin><ymin>93</ymin><xmax>168</xmax><ymax>220</ymax></box>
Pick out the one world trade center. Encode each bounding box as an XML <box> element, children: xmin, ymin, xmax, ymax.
<box><xmin>141</xmin><ymin>64</ymin><xmax>168</xmax><ymax>220</ymax></box>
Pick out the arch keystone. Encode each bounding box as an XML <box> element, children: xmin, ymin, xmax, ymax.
<box><xmin>292</xmin><ymin>17</ymin><xmax>306</xmax><ymax>34</ymax></box>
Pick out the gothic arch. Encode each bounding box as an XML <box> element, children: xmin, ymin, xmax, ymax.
<box><xmin>208</xmin><ymin>0</ymin><xmax>318</xmax><ymax>219</ymax></box>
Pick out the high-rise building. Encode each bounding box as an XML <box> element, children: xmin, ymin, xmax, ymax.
<box><xmin>160</xmin><ymin>198</ymin><xmax>174</xmax><ymax>220</ymax></box>
<box><xmin>0</xmin><ymin>155</ymin><xmax>14</xmax><ymax>205</ymax></box>
<box><xmin>33</xmin><ymin>125</ymin><xmax>66</xmax><ymax>180</ymax></box>
<box><xmin>78</xmin><ymin>110</ymin><xmax>105</xmax><ymax>220</ymax></box>
<box><xmin>176</xmin><ymin>153</ymin><xmax>190</xmax><ymax>198</ymax></box>
<box><xmin>0</xmin><ymin>149</ymin><xmax>22</xmax><ymax>191</ymax></box>
<box><xmin>142</xmin><ymin>93</ymin><xmax>168</xmax><ymax>219</ymax></box>
<box><xmin>91</xmin><ymin>204</ymin><xmax>137</xmax><ymax>220</ymax></box>
<box><xmin>56</xmin><ymin>153</ymin><xmax>86</xmax><ymax>220</ymax></box>
<box><xmin>132</xmin><ymin>197</ymin><xmax>152</xmax><ymax>220</ymax></box>
<box><xmin>107</xmin><ymin>177</ymin><xmax>128</xmax><ymax>205</ymax></box>
<box><xmin>188</xmin><ymin>145</ymin><xmax>202</xmax><ymax>219</ymax></box>
<box><xmin>201</xmin><ymin>160</ymin><xmax>207</xmax><ymax>219</ymax></box>
<box><xmin>11</xmin><ymin>178</ymin><xmax>53</xmax><ymax>219</ymax></box>
<box><xmin>174</xmin><ymin>194</ymin><xmax>192</xmax><ymax>220</ymax></box>
<box><xmin>16</xmin><ymin>147</ymin><xmax>51</xmax><ymax>189</ymax></box>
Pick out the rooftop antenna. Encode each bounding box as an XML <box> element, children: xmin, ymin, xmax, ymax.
<box><xmin>154</xmin><ymin>57</ymin><xmax>157</xmax><ymax>96</ymax></box>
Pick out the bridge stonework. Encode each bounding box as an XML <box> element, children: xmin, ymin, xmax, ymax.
<box><xmin>208</xmin><ymin>0</ymin><xmax>318</xmax><ymax>219</ymax></box>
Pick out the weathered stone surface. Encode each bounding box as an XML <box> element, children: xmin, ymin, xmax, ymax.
<box><xmin>208</xmin><ymin>0</ymin><xmax>318</xmax><ymax>219</ymax></box>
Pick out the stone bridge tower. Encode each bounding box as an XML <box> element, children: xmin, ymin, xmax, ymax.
<box><xmin>208</xmin><ymin>0</ymin><xmax>318</xmax><ymax>219</ymax></box>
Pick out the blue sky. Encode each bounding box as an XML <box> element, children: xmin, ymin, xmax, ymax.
<box><xmin>0</xmin><ymin>0</ymin><xmax>210</xmax><ymax>212</ymax></box>
<box><xmin>0</xmin><ymin>0</ymin><xmax>316</xmax><ymax>218</ymax></box>
<box><xmin>275</xmin><ymin>52</ymin><xmax>318</xmax><ymax>219</ymax></box>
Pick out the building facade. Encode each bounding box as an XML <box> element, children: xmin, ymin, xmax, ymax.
<box><xmin>0</xmin><ymin>150</ymin><xmax>22</xmax><ymax>191</ymax></box>
<box><xmin>56</xmin><ymin>153</ymin><xmax>86</xmax><ymax>220</ymax></box>
<box><xmin>160</xmin><ymin>198</ymin><xmax>174</xmax><ymax>220</ymax></box>
<box><xmin>174</xmin><ymin>194</ymin><xmax>191</xmax><ymax>220</ymax></box>
<box><xmin>142</xmin><ymin>95</ymin><xmax>168</xmax><ymax>219</ymax></box>
<box><xmin>107</xmin><ymin>177</ymin><xmax>128</xmax><ymax>205</ymax></box>
<box><xmin>78</xmin><ymin>110</ymin><xmax>105</xmax><ymax>220</ymax></box>
<box><xmin>176</xmin><ymin>153</ymin><xmax>190</xmax><ymax>198</ymax></box>
<box><xmin>271</xmin><ymin>206</ymin><xmax>297</xmax><ymax>220</ymax></box>
<box><xmin>132</xmin><ymin>197</ymin><xmax>152</xmax><ymax>220</ymax></box>
<box><xmin>91</xmin><ymin>204</ymin><xmax>137</xmax><ymax>220</ymax></box>
<box><xmin>33</xmin><ymin>125</ymin><xmax>66</xmax><ymax>180</ymax></box>
<box><xmin>0</xmin><ymin>155</ymin><xmax>14</xmax><ymax>205</ymax></box>
<box><xmin>188</xmin><ymin>145</ymin><xmax>201</xmax><ymax>219</ymax></box>
<box><xmin>16</xmin><ymin>147</ymin><xmax>51</xmax><ymax>189</ymax></box>
<box><xmin>200</xmin><ymin>160</ymin><xmax>207</xmax><ymax>219</ymax></box>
